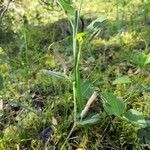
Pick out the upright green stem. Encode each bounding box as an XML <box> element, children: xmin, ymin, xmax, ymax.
<box><xmin>61</xmin><ymin>5</ymin><xmax>80</xmax><ymax>150</ymax></box>
<box><xmin>59</xmin><ymin>1</ymin><xmax>83</xmax><ymax>148</ymax></box>
<box><xmin>73</xmin><ymin>0</ymin><xmax>83</xmax><ymax>120</ymax></box>
<box><xmin>73</xmin><ymin>10</ymin><xmax>79</xmax><ymax>57</ymax></box>
<box><xmin>73</xmin><ymin>10</ymin><xmax>79</xmax><ymax>123</ymax></box>
<box><xmin>73</xmin><ymin>81</ymin><xmax>77</xmax><ymax>123</ymax></box>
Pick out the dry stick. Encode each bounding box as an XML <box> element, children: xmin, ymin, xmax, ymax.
<box><xmin>80</xmin><ymin>91</ymin><xmax>98</xmax><ymax>119</ymax></box>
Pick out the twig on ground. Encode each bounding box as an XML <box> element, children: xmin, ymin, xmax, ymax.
<box><xmin>80</xmin><ymin>91</ymin><xmax>98</xmax><ymax>119</ymax></box>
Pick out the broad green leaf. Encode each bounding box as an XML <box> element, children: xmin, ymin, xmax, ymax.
<box><xmin>57</xmin><ymin>0</ymin><xmax>75</xmax><ymax>17</ymax></box>
<box><xmin>41</xmin><ymin>69</ymin><xmax>71</xmax><ymax>81</ymax></box>
<box><xmin>103</xmin><ymin>103</ymin><xmax>115</xmax><ymax>115</ymax></box>
<box><xmin>101</xmin><ymin>92</ymin><xmax>125</xmax><ymax>117</ymax></box>
<box><xmin>0</xmin><ymin>75</ymin><xmax>3</xmax><ymax>91</ymax></box>
<box><xmin>123</xmin><ymin>109</ymin><xmax>147</xmax><ymax>128</ymax></box>
<box><xmin>132</xmin><ymin>52</ymin><xmax>147</xmax><ymax>68</ymax></box>
<box><xmin>113</xmin><ymin>75</ymin><xmax>131</xmax><ymax>85</ymax></box>
<box><xmin>85</xmin><ymin>16</ymin><xmax>107</xmax><ymax>33</ymax></box>
<box><xmin>77</xmin><ymin>113</ymin><xmax>100</xmax><ymax>126</ymax></box>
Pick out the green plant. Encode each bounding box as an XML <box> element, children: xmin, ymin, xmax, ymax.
<box><xmin>101</xmin><ymin>92</ymin><xmax>147</xmax><ymax>128</ymax></box>
<box><xmin>42</xmin><ymin>0</ymin><xmax>106</xmax><ymax>121</ymax></box>
<box><xmin>132</xmin><ymin>52</ymin><xmax>150</xmax><ymax>68</ymax></box>
<box><xmin>41</xmin><ymin>0</ymin><xmax>107</xmax><ymax>148</ymax></box>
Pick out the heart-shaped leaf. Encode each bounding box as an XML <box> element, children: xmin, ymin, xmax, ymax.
<box><xmin>132</xmin><ymin>52</ymin><xmax>147</xmax><ymax>68</ymax></box>
<box><xmin>103</xmin><ymin>103</ymin><xmax>115</xmax><ymax>115</ymax></box>
<box><xmin>123</xmin><ymin>109</ymin><xmax>147</xmax><ymax>128</ymax></box>
<box><xmin>101</xmin><ymin>92</ymin><xmax>125</xmax><ymax>117</ymax></box>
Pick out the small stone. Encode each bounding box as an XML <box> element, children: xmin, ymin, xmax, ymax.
<box><xmin>40</xmin><ymin>127</ymin><xmax>53</xmax><ymax>141</ymax></box>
